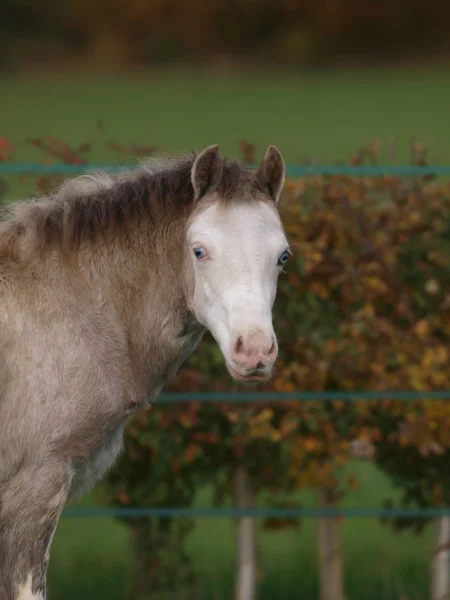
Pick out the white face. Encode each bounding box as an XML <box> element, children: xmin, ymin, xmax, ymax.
<box><xmin>187</xmin><ymin>199</ymin><xmax>289</xmax><ymax>383</ymax></box>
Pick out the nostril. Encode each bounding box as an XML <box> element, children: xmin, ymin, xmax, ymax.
<box><xmin>262</xmin><ymin>338</ymin><xmax>277</xmax><ymax>360</ymax></box>
<box><xmin>234</xmin><ymin>335</ymin><xmax>245</xmax><ymax>356</ymax></box>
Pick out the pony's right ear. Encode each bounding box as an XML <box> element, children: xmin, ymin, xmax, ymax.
<box><xmin>191</xmin><ymin>145</ymin><xmax>223</xmax><ymax>200</ymax></box>
<box><xmin>255</xmin><ymin>145</ymin><xmax>285</xmax><ymax>204</ymax></box>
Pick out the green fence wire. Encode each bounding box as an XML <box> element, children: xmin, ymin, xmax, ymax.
<box><xmin>62</xmin><ymin>507</ymin><xmax>450</xmax><ymax>518</ymax></box>
<box><xmin>156</xmin><ymin>391</ymin><xmax>450</xmax><ymax>403</ymax></box>
<box><xmin>2</xmin><ymin>163</ymin><xmax>450</xmax><ymax>177</ymax></box>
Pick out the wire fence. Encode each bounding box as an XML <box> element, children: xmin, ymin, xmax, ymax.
<box><xmin>5</xmin><ymin>160</ymin><xmax>450</xmax><ymax>521</ymax></box>
<box><xmin>61</xmin><ymin>390</ymin><xmax>450</xmax><ymax>520</ymax></box>
<box><xmin>2</xmin><ymin>163</ymin><xmax>450</xmax><ymax>177</ymax></box>
<box><xmin>62</xmin><ymin>507</ymin><xmax>450</xmax><ymax>518</ymax></box>
<box><xmin>155</xmin><ymin>391</ymin><xmax>450</xmax><ymax>403</ymax></box>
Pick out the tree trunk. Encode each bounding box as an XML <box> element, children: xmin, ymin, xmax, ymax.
<box><xmin>431</xmin><ymin>516</ymin><xmax>450</xmax><ymax>600</ymax></box>
<box><xmin>234</xmin><ymin>464</ymin><xmax>257</xmax><ymax>600</ymax></box>
<box><xmin>129</xmin><ymin>517</ymin><xmax>196</xmax><ymax>600</ymax></box>
<box><xmin>317</xmin><ymin>488</ymin><xmax>346</xmax><ymax>600</ymax></box>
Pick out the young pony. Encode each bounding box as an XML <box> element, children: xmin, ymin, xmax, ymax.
<box><xmin>0</xmin><ymin>144</ymin><xmax>290</xmax><ymax>600</ymax></box>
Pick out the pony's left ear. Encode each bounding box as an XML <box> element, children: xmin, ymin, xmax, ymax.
<box><xmin>255</xmin><ymin>145</ymin><xmax>285</xmax><ymax>204</ymax></box>
<box><xmin>191</xmin><ymin>145</ymin><xmax>223</xmax><ymax>200</ymax></box>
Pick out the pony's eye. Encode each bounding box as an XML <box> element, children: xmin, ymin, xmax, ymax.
<box><xmin>277</xmin><ymin>250</ymin><xmax>290</xmax><ymax>266</ymax></box>
<box><xmin>193</xmin><ymin>247</ymin><xmax>206</xmax><ymax>260</ymax></box>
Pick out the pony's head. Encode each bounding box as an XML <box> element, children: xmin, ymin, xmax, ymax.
<box><xmin>187</xmin><ymin>144</ymin><xmax>289</xmax><ymax>383</ymax></box>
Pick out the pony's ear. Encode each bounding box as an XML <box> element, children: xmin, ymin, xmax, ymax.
<box><xmin>191</xmin><ymin>145</ymin><xmax>223</xmax><ymax>200</ymax></box>
<box><xmin>255</xmin><ymin>145</ymin><xmax>285</xmax><ymax>204</ymax></box>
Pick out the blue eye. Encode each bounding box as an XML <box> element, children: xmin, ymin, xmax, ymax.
<box><xmin>277</xmin><ymin>250</ymin><xmax>289</xmax><ymax>266</ymax></box>
<box><xmin>193</xmin><ymin>247</ymin><xmax>206</xmax><ymax>260</ymax></box>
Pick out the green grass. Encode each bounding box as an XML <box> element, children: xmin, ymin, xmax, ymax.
<box><xmin>49</xmin><ymin>461</ymin><xmax>434</xmax><ymax>600</ymax></box>
<box><xmin>3</xmin><ymin>66</ymin><xmax>450</xmax><ymax>165</ymax></box>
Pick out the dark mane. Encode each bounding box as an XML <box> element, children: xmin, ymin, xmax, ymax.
<box><xmin>0</xmin><ymin>152</ymin><xmax>255</xmax><ymax>255</ymax></box>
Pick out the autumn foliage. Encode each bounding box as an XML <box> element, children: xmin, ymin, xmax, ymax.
<box><xmin>3</xmin><ymin>134</ymin><xmax>450</xmax><ymax>594</ymax></box>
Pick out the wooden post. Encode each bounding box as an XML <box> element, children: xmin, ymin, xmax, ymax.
<box><xmin>431</xmin><ymin>516</ymin><xmax>450</xmax><ymax>600</ymax></box>
<box><xmin>234</xmin><ymin>465</ymin><xmax>257</xmax><ymax>600</ymax></box>
<box><xmin>317</xmin><ymin>488</ymin><xmax>347</xmax><ymax>600</ymax></box>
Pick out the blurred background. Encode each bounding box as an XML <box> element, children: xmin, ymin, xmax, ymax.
<box><xmin>3</xmin><ymin>2</ymin><xmax>450</xmax><ymax>600</ymax></box>
<box><xmin>2</xmin><ymin>0</ymin><xmax>450</xmax><ymax>168</ymax></box>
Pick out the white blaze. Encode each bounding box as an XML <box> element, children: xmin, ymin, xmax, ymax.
<box><xmin>187</xmin><ymin>199</ymin><xmax>289</xmax><ymax>381</ymax></box>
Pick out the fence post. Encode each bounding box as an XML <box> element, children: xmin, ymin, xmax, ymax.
<box><xmin>431</xmin><ymin>516</ymin><xmax>450</xmax><ymax>600</ymax></box>
<box><xmin>317</xmin><ymin>488</ymin><xmax>347</xmax><ymax>600</ymax></box>
<box><xmin>234</xmin><ymin>464</ymin><xmax>257</xmax><ymax>600</ymax></box>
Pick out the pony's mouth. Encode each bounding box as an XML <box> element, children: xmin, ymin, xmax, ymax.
<box><xmin>226</xmin><ymin>362</ymin><xmax>271</xmax><ymax>383</ymax></box>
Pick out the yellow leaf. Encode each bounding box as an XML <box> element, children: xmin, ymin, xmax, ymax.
<box><xmin>413</xmin><ymin>319</ymin><xmax>430</xmax><ymax>338</ymax></box>
<box><xmin>431</xmin><ymin>372</ymin><xmax>448</xmax><ymax>385</ymax></box>
<box><xmin>250</xmin><ymin>408</ymin><xmax>274</xmax><ymax>425</ymax></box>
<box><xmin>409</xmin><ymin>211</ymin><xmax>422</xmax><ymax>224</ymax></box>
<box><xmin>269</xmin><ymin>429</ymin><xmax>282</xmax><ymax>442</ymax></box>
<box><xmin>361</xmin><ymin>304</ymin><xmax>375</xmax><ymax>318</ymax></box>
<box><xmin>361</xmin><ymin>276</ymin><xmax>388</xmax><ymax>293</ymax></box>
<box><xmin>396</xmin><ymin>353</ymin><xmax>407</xmax><ymax>365</ymax></box>
<box><xmin>250</xmin><ymin>423</ymin><xmax>272</xmax><ymax>439</ymax></box>
<box><xmin>179</xmin><ymin>415</ymin><xmax>194</xmax><ymax>429</ymax></box>
<box><xmin>422</xmin><ymin>348</ymin><xmax>435</xmax><ymax>369</ymax></box>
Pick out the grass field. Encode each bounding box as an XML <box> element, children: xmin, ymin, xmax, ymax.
<box><xmin>2</xmin><ymin>66</ymin><xmax>450</xmax><ymax>169</ymax></box>
<box><xmin>49</xmin><ymin>462</ymin><xmax>434</xmax><ymax>600</ymax></box>
<box><xmin>3</xmin><ymin>67</ymin><xmax>446</xmax><ymax>598</ymax></box>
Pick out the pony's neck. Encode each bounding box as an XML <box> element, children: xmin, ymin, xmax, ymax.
<box><xmin>78</xmin><ymin>213</ymin><xmax>196</xmax><ymax>393</ymax></box>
